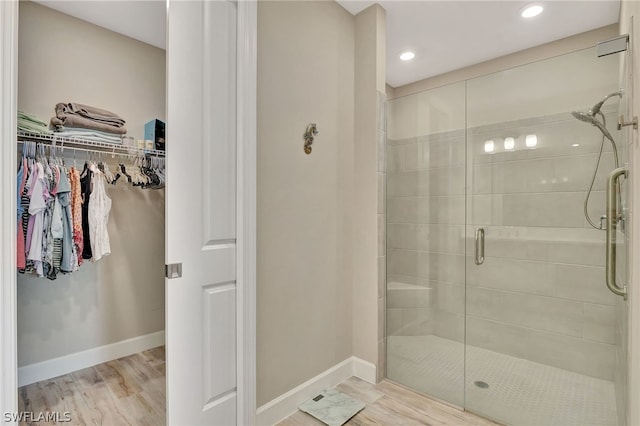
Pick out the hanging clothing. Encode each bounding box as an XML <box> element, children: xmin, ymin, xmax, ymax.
<box><xmin>88</xmin><ymin>169</ymin><xmax>111</xmax><ymax>261</ymax></box>
<box><xmin>42</xmin><ymin>163</ymin><xmax>56</xmax><ymax>279</ymax></box>
<box><xmin>24</xmin><ymin>163</ymin><xmax>37</xmax><ymax>257</ymax></box>
<box><xmin>16</xmin><ymin>162</ymin><xmax>24</xmax><ymax>220</ymax></box>
<box><xmin>58</xmin><ymin>166</ymin><xmax>76</xmax><ymax>273</ymax></box>
<box><xmin>48</xmin><ymin>165</ymin><xmax>65</xmax><ymax>277</ymax></box>
<box><xmin>80</xmin><ymin>166</ymin><xmax>93</xmax><ymax>260</ymax></box>
<box><xmin>16</xmin><ymin>159</ymin><xmax>28</xmax><ymax>270</ymax></box>
<box><xmin>20</xmin><ymin>162</ymin><xmax>34</xmax><ymax>274</ymax></box>
<box><xmin>27</xmin><ymin>163</ymin><xmax>48</xmax><ymax>277</ymax></box>
<box><xmin>16</xmin><ymin>138</ymin><xmax>165</xmax><ymax>279</ymax></box>
<box><xmin>69</xmin><ymin>167</ymin><xmax>83</xmax><ymax>267</ymax></box>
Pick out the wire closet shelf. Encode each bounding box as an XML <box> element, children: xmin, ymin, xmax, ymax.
<box><xmin>17</xmin><ymin>131</ymin><xmax>166</xmax><ymax>158</ymax></box>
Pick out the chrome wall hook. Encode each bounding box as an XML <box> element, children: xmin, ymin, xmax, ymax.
<box><xmin>303</xmin><ymin>123</ymin><xmax>318</xmax><ymax>154</ymax></box>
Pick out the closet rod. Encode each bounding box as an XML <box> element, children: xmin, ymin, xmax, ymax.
<box><xmin>17</xmin><ymin>131</ymin><xmax>165</xmax><ymax>158</ymax></box>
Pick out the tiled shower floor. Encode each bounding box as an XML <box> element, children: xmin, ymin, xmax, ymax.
<box><xmin>387</xmin><ymin>335</ymin><xmax>617</xmax><ymax>426</ymax></box>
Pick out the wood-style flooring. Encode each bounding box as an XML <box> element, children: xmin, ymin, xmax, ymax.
<box><xmin>19</xmin><ymin>351</ymin><xmax>497</xmax><ymax>426</ymax></box>
<box><xmin>18</xmin><ymin>346</ymin><xmax>165</xmax><ymax>426</ymax></box>
<box><xmin>278</xmin><ymin>377</ymin><xmax>501</xmax><ymax>426</ymax></box>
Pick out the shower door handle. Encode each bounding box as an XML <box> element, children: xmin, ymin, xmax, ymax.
<box><xmin>475</xmin><ymin>227</ymin><xmax>485</xmax><ymax>265</ymax></box>
<box><xmin>605</xmin><ymin>167</ymin><xmax>627</xmax><ymax>299</ymax></box>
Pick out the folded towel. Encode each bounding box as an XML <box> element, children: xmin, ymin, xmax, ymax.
<box><xmin>53</xmin><ymin>130</ymin><xmax>123</xmax><ymax>144</ymax></box>
<box><xmin>18</xmin><ymin>111</ymin><xmax>49</xmax><ymax>126</ymax></box>
<box><xmin>18</xmin><ymin>111</ymin><xmax>52</xmax><ymax>134</ymax></box>
<box><xmin>56</xmin><ymin>102</ymin><xmax>126</xmax><ymax>127</ymax></box>
<box><xmin>18</xmin><ymin>122</ymin><xmax>53</xmax><ymax>135</ymax></box>
<box><xmin>54</xmin><ymin>126</ymin><xmax>127</xmax><ymax>140</ymax></box>
<box><xmin>50</xmin><ymin>115</ymin><xmax>127</xmax><ymax>135</ymax></box>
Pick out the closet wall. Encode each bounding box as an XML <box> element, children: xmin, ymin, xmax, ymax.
<box><xmin>17</xmin><ymin>1</ymin><xmax>165</xmax><ymax>370</ymax></box>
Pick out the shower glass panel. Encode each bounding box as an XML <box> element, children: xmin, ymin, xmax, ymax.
<box><xmin>386</xmin><ymin>82</ymin><xmax>466</xmax><ymax>406</ymax></box>
<box><xmin>386</xmin><ymin>45</ymin><xmax>630</xmax><ymax>425</ymax></box>
<box><xmin>614</xmin><ymin>36</ymin><xmax>632</xmax><ymax>426</ymax></box>
<box><xmin>465</xmin><ymin>47</ymin><xmax>626</xmax><ymax>426</ymax></box>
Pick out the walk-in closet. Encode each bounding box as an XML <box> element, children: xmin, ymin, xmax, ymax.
<box><xmin>15</xmin><ymin>1</ymin><xmax>166</xmax><ymax>423</ymax></box>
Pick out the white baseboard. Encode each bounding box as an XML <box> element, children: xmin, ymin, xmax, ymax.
<box><xmin>256</xmin><ymin>356</ymin><xmax>377</xmax><ymax>426</ymax></box>
<box><xmin>353</xmin><ymin>357</ymin><xmax>376</xmax><ymax>384</ymax></box>
<box><xmin>18</xmin><ymin>330</ymin><xmax>165</xmax><ymax>387</ymax></box>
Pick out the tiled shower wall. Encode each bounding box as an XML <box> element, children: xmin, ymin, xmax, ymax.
<box><xmin>387</xmin><ymin>128</ymin><xmax>465</xmax><ymax>342</ymax></box>
<box><xmin>387</xmin><ymin>111</ymin><xmax>623</xmax><ymax>381</ymax></box>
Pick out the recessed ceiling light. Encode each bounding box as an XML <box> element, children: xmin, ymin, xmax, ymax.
<box><xmin>400</xmin><ymin>51</ymin><xmax>415</xmax><ymax>61</ymax></box>
<box><xmin>521</xmin><ymin>4</ymin><xmax>543</xmax><ymax>18</ymax></box>
<box><xmin>572</xmin><ymin>143</ymin><xmax>580</xmax><ymax>147</ymax></box>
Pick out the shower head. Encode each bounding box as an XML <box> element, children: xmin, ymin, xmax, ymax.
<box><xmin>572</xmin><ymin>90</ymin><xmax>623</xmax><ymax>143</ymax></box>
<box><xmin>588</xmin><ymin>90</ymin><xmax>623</xmax><ymax>116</ymax></box>
<box><xmin>571</xmin><ymin>110</ymin><xmax>597</xmax><ymax>124</ymax></box>
<box><xmin>571</xmin><ymin>110</ymin><xmax>616</xmax><ymax>144</ymax></box>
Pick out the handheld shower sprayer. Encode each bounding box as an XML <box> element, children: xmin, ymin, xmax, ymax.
<box><xmin>570</xmin><ymin>111</ymin><xmax>617</xmax><ymax>145</ymax></box>
<box><xmin>571</xmin><ymin>90</ymin><xmax>623</xmax><ymax>230</ymax></box>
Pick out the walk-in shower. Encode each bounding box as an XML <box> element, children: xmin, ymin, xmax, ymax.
<box><xmin>386</xmin><ymin>45</ymin><xmax>630</xmax><ymax>426</ymax></box>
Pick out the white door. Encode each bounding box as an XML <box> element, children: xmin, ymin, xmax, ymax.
<box><xmin>166</xmin><ymin>1</ymin><xmax>256</xmax><ymax>424</ymax></box>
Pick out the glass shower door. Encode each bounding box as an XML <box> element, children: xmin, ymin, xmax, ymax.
<box><xmin>465</xmin><ymin>47</ymin><xmax>625</xmax><ymax>426</ymax></box>
<box><xmin>386</xmin><ymin>82</ymin><xmax>466</xmax><ymax>407</ymax></box>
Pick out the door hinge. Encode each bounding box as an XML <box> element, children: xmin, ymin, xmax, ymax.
<box><xmin>165</xmin><ymin>263</ymin><xmax>182</xmax><ymax>279</ymax></box>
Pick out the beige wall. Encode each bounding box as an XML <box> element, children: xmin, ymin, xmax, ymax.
<box><xmin>17</xmin><ymin>1</ymin><xmax>165</xmax><ymax>366</ymax></box>
<box><xmin>18</xmin><ymin>1</ymin><xmax>165</xmax><ymax>140</ymax></box>
<box><xmin>256</xmin><ymin>1</ymin><xmax>355</xmax><ymax>406</ymax></box>
<box><xmin>619</xmin><ymin>3</ymin><xmax>639</xmax><ymax>426</ymax></box>
<box><xmin>352</xmin><ymin>4</ymin><xmax>386</xmax><ymax>376</ymax></box>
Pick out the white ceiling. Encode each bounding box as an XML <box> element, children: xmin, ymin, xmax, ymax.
<box><xmin>33</xmin><ymin>1</ymin><xmax>166</xmax><ymax>50</ymax></box>
<box><xmin>338</xmin><ymin>0</ymin><xmax>620</xmax><ymax>87</ymax></box>
<box><xmin>36</xmin><ymin>1</ymin><xmax>620</xmax><ymax>88</ymax></box>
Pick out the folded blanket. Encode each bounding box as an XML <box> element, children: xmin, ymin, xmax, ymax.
<box><xmin>50</xmin><ymin>115</ymin><xmax>127</xmax><ymax>135</ymax></box>
<box><xmin>53</xmin><ymin>130</ymin><xmax>123</xmax><ymax>144</ymax></box>
<box><xmin>19</xmin><ymin>111</ymin><xmax>49</xmax><ymax>126</ymax></box>
<box><xmin>18</xmin><ymin>122</ymin><xmax>53</xmax><ymax>134</ymax></box>
<box><xmin>56</xmin><ymin>102</ymin><xmax>126</xmax><ymax>127</ymax></box>
<box><xmin>54</xmin><ymin>126</ymin><xmax>126</xmax><ymax>140</ymax></box>
<box><xmin>18</xmin><ymin>111</ymin><xmax>52</xmax><ymax>134</ymax></box>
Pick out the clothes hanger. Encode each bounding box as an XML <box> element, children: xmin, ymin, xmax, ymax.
<box><xmin>21</xmin><ymin>140</ymin><xmax>27</xmax><ymax>159</ymax></box>
<box><xmin>130</xmin><ymin>156</ymin><xmax>143</xmax><ymax>186</ymax></box>
<box><xmin>103</xmin><ymin>161</ymin><xmax>114</xmax><ymax>184</ymax></box>
<box><xmin>81</xmin><ymin>155</ymin><xmax>88</xmax><ymax>176</ymax></box>
<box><xmin>119</xmin><ymin>161</ymin><xmax>132</xmax><ymax>183</ymax></box>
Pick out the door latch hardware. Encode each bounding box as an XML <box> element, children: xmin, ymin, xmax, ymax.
<box><xmin>475</xmin><ymin>227</ymin><xmax>485</xmax><ymax>265</ymax></box>
<box><xmin>165</xmin><ymin>263</ymin><xmax>182</xmax><ymax>279</ymax></box>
